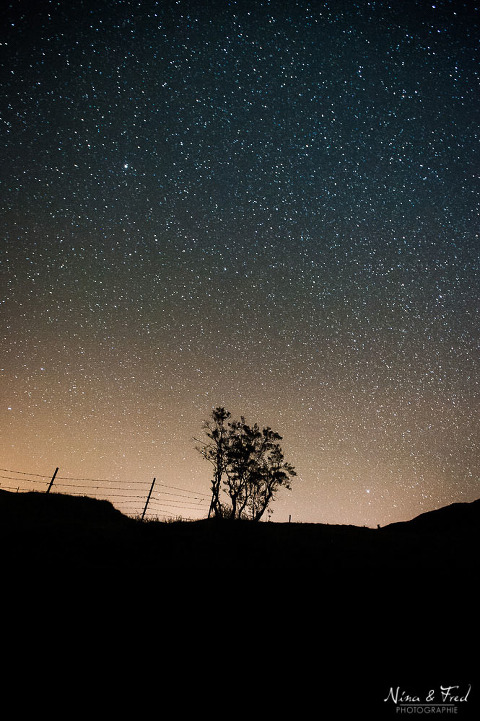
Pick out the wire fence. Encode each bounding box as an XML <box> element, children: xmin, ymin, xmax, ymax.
<box><xmin>0</xmin><ymin>466</ymin><xmax>211</xmax><ymax>521</ymax></box>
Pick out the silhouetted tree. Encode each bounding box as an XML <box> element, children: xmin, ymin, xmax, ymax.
<box><xmin>196</xmin><ymin>408</ymin><xmax>296</xmax><ymax>521</ymax></box>
<box><xmin>196</xmin><ymin>406</ymin><xmax>231</xmax><ymax>518</ymax></box>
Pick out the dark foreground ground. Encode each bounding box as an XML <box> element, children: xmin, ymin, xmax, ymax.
<box><xmin>1</xmin><ymin>489</ymin><xmax>478</xmax><ymax>568</ymax></box>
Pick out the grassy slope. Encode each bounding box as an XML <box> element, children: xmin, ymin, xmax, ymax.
<box><xmin>0</xmin><ymin>489</ymin><xmax>478</xmax><ymax>568</ymax></box>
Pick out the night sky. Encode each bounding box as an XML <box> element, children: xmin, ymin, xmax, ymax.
<box><xmin>1</xmin><ymin>0</ymin><xmax>478</xmax><ymax>525</ymax></box>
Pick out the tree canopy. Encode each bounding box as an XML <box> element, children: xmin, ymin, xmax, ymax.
<box><xmin>196</xmin><ymin>407</ymin><xmax>296</xmax><ymax>521</ymax></box>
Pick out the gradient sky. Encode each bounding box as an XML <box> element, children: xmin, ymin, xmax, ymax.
<box><xmin>1</xmin><ymin>0</ymin><xmax>478</xmax><ymax>525</ymax></box>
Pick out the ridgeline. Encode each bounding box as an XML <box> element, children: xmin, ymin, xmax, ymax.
<box><xmin>1</xmin><ymin>489</ymin><xmax>478</xmax><ymax>568</ymax></box>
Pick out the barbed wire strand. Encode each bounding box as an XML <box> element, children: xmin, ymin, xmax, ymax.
<box><xmin>0</xmin><ymin>465</ymin><xmax>210</xmax><ymax>519</ymax></box>
<box><xmin>0</xmin><ymin>467</ymin><xmax>211</xmax><ymax>494</ymax></box>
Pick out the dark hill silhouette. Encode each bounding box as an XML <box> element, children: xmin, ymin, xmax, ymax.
<box><xmin>0</xmin><ymin>488</ymin><xmax>131</xmax><ymax>525</ymax></box>
<box><xmin>382</xmin><ymin>498</ymin><xmax>480</xmax><ymax>532</ymax></box>
<box><xmin>376</xmin><ymin>499</ymin><xmax>479</xmax><ymax>569</ymax></box>
<box><xmin>0</xmin><ymin>489</ymin><xmax>478</xmax><ymax>568</ymax></box>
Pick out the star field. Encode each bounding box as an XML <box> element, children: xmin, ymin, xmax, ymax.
<box><xmin>1</xmin><ymin>0</ymin><xmax>478</xmax><ymax>525</ymax></box>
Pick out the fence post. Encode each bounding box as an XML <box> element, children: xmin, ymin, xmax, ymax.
<box><xmin>46</xmin><ymin>467</ymin><xmax>59</xmax><ymax>494</ymax></box>
<box><xmin>141</xmin><ymin>477</ymin><xmax>156</xmax><ymax>520</ymax></box>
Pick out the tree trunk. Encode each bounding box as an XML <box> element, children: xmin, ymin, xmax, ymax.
<box><xmin>231</xmin><ymin>493</ymin><xmax>237</xmax><ymax>520</ymax></box>
<box><xmin>209</xmin><ymin>471</ymin><xmax>222</xmax><ymax>518</ymax></box>
<box><xmin>253</xmin><ymin>489</ymin><xmax>273</xmax><ymax>521</ymax></box>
